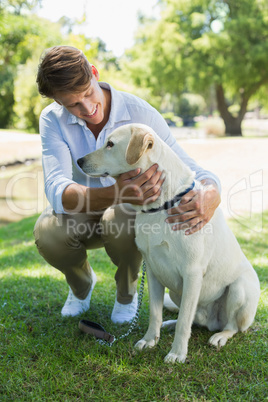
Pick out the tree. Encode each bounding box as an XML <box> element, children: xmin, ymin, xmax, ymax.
<box><xmin>0</xmin><ymin>0</ymin><xmax>41</xmax><ymax>14</ymax></box>
<box><xmin>0</xmin><ymin>0</ymin><xmax>60</xmax><ymax>128</ymax></box>
<box><xmin>126</xmin><ymin>0</ymin><xmax>268</xmax><ymax>135</ymax></box>
<box><xmin>0</xmin><ymin>0</ymin><xmax>64</xmax><ymax>129</ymax></box>
<box><xmin>13</xmin><ymin>19</ymin><xmax>63</xmax><ymax>132</ymax></box>
<box><xmin>13</xmin><ymin>26</ymin><xmax>119</xmax><ymax>132</ymax></box>
<box><xmin>0</xmin><ymin>12</ymin><xmax>35</xmax><ymax>127</ymax></box>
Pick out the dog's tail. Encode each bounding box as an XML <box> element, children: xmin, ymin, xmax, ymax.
<box><xmin>163</xmin><ymin>293</ymin><xmax>179</xmax><ymax>312</ymax></box>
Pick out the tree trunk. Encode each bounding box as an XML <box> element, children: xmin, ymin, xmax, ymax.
<box><xmin>215</xmin><ymin>84</ymin><xmax>248</xmax><ymax>137</ymax></box>
<box><xmin>224</xmin><ymin>115</ymin><xmax>243</xmax><ymax>136</ymax></box>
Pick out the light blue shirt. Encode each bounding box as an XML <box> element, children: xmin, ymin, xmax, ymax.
<box><xmin>39</xmin><ymin>82</ymin><xmax>221</xmax><ymax>213</ymax></box>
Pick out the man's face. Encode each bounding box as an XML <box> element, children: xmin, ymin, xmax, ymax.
<box><xmin>54</xmin><ymin>75</ymin><xmax>108</xmax><ymax>127</ymax></box>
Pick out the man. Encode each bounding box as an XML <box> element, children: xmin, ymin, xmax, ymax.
<box><xmin>35</xmin><ymin>45</ymin><xmax>221</xmax><ymax>323</ymax></box>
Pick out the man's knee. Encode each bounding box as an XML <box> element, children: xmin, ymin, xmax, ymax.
<box><xmin>33</xmin><ymin>208</ymin><xmax>80</xmax><ymax>260</ymax></box>
<box><xmin>34</xmin><ymin>211</ymin><xmax>60</xmax><ymax>257</ymax></box>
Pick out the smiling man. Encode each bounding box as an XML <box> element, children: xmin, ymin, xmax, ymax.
<box><xmin>54</xmin><ymin>65</ymin><xmax>110</xmax><ymax>136</ymax></box>
<box><xmin>34</xmin><ymin>45</ymin><xmax>221</xmax><ymax>322</ymax></box>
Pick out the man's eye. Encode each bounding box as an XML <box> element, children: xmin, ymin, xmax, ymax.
<box><xmin>106</xmin><ymin>141</ymin><xmax>114</xmax><ymax>148</ymax></box>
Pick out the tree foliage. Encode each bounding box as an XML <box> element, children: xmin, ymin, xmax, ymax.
<box><xmin>13</xmin><ymin>32</ymin><xmax>108</xmax><ymax>131</ymax></box>
<box><xmin>0</xmin><ymin>0</ymin><xmax>62</xmax><ymax>128</ymax></box>
<box><xmin>0</xmin><ymin>0</ymin><xmax>41</xmax><ymax>15</ymax></box>
<box><xmin>0</xmin><ymin>0</ymin><xmax>119</xmax><ymax>131</ymax></box>
<box><xmin>126</xmin><ymin>0</ymin><xmax>268</xmax><ymax>135</ymax></box>
<box><xmin>2</xmin><ymin>0</ymin><xmax>268</xmax><ymax>134</ymax></box>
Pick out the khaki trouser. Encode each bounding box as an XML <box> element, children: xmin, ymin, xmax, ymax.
<box><xmin>33</xmin><ymin>204</ymin><xmax>142</xmax><ymax>304</ymax></box>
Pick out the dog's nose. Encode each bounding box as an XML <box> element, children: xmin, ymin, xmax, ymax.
<box><xmin>77</xmin><ymin>158</ymin><xmax>84</xmax><ymax>168</ymax></box>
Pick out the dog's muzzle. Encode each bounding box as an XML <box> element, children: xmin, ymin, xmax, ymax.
<box><xmin>77</xmin><ymin>157</ymin><xmax>110</xmax><ymax>177</ymax></box>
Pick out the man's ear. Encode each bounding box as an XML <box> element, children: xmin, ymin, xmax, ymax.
<box><xmin>91</xmin><ymin>65</ymin><xmax>100</xmax><ymax>80</ymax></box>
<box><xmin>126</xmin><ymin>126</ymin><xmax>154</xmax><ymax>165</ymax></box>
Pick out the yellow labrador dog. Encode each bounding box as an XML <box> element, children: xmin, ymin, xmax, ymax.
<box><xmin>78</xmin><ymin>123</ymin><xmax>260</xmax><ymax>363</ymax></box>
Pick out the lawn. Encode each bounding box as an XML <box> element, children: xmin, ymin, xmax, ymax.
<box><xmin>0</xmin><ymin>213</ymin><xmax>267</xmax><ymax>401</ymax></box>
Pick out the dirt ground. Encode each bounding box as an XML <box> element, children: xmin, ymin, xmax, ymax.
<box><xmin>1</xmin><ymin>130</ymin><xmax>267</xmax><ymax>228</ymax></box>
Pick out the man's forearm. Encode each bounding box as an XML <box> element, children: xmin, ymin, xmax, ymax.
<box><xmin>62</xmin><ymin>165</ymin><xmax>164</xmax><ymax>213</ymax></box>
<box><xmin>62</xmin><ymin>183</ymin><xmax>116</xmax><ymax>213</ymax></box>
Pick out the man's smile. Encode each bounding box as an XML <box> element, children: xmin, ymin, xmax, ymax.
<box><xmin>85</xmin><ymin>105</ymin><xmax>98</xmax><ymax>118</ymax></box>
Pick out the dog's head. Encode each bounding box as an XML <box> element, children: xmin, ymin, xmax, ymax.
<box><xmin>77</xmin><ymin>123</ymin><xmax>159</xmax><ymax>178</ymax></box>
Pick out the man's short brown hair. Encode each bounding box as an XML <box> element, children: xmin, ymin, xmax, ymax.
<box><xmin>36</xmin><ymin>46</ymin><xmax>92</xmax><ymax>98</ymax></box>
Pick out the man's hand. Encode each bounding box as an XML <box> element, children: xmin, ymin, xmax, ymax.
<box><xmin>165</xmin><ymin>179</ymin><xmax>221</xmax><ymax>235</ymax></box>
<box><xmin>115</xmin><ymin>164</ymin><xmax>165</xmax><ymax>205</ymax></box>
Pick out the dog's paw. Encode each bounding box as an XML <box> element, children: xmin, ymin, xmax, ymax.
<box><xmin>134</xmin><ymin>338</ymin><xmax>158</xmax><ymax>351</ymax></box>
<box><xmin>164</xmin><ymin>352</ymin><xmax>186</xmax><ymax>364</ymax></box>
<box><xmin>208</xmin><ymin>332</ymin><xmax>228</xmax><ymax>348</ymax></box>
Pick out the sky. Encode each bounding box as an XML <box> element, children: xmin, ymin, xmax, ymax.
<box><xmin>36</xmin><ymin>0</ymin><xmax>159</xmax><ymax>57</ymax></box>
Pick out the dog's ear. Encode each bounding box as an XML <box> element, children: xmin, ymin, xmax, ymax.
<box><xmin>125</xmin><ymin>126</ymin><xmax>154</xmax><ymax>165</ymax></box>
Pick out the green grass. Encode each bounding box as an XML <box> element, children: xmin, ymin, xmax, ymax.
<box><xmin>0</xmin><ymin>213</ymin><xmax>267</xmax><ymax>401</ymax></box>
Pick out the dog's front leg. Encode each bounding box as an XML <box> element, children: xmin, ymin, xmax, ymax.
<box><xmin>164</xmin><ymin>271</ymin><xmax>203</xmax><ymax>364</ymax></box>
<box><xmin>135</xmin><ymin>264</ymin><xmax>164</xmax><ymax>350</ymax></box>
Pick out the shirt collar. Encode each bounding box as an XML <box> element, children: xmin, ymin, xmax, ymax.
<box><xmin>67</xmin><ymin>82</ymin><xmax>131</xmax><ymax>128</ymax></box>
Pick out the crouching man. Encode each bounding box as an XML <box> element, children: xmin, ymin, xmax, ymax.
<box><xmin>34</xmin><ymin>46</ymin><xmax>221</xmax><ymax>322</ymax></box>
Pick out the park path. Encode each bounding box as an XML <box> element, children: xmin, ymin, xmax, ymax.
<box><xmin>177</xmin><ymin>135</ymin><xmax>268</xmax><ymax>229</ymax></box>
<box><xmin>0</xmin><ymin>130</ymin><xmax>267</xmax><ymax>225</ymax></box>
<box><xmin>0</xmin><ymin>131</ymin><xmax>41</xmax><ymax>165</ymax></box>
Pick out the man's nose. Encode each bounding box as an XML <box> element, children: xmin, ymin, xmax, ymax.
<box><xmin>81</xmin><ymin>100</ymin><xmax>94</xmax><ymax>115</ymax></box>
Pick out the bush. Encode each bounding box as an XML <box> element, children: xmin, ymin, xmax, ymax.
<box><xmin>202</xmin><ymin>117</ymin><xmax>225</xmax><ymax>136</ymax></box>
<box><xmin>176</xmin><ymin>93</ymin><xmax>207</xmax><ymax>126</ymax></box>
<box><xmin>161</xmin><ymin>112</ymin><xmax>182</xmax><ymax>127</ymax></box>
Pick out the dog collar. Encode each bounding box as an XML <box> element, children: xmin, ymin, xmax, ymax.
<box><xmin>142</xmin><ymin>181</ymin><xmax>195</xmax><ymax>214</ymax></box>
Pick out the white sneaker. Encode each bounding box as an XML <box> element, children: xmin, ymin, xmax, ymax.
<box><xmin>61</xmin><ymin>268</ymin><xmax>97</xmax><ymax>317</ymax></box>
<box><xmin>111</xmin><ymin>293</ymin><xmax>138</xmax><ymax>324</ymax></box>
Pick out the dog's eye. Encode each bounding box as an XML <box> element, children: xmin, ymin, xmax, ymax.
<box><xmin>106</xmin><ymin>140</ymin><xmax>114</xmax><ymax>149</ymax></box>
